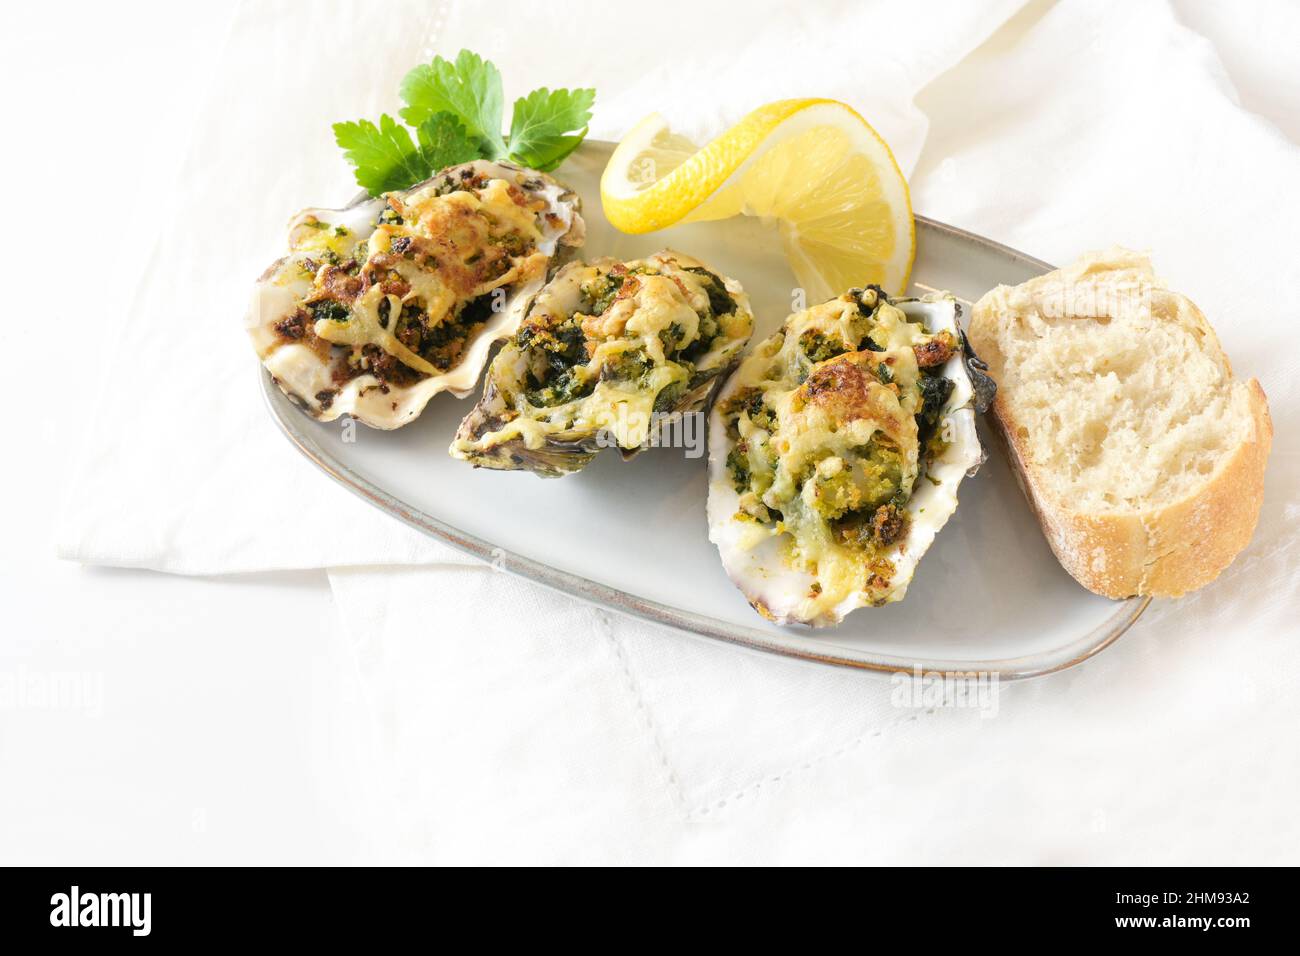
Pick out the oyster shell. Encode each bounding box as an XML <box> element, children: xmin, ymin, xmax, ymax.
<box><xmin>246</xmin><ymin>160</ymin><xmax>584</xmax><ymax>429</ymax></box>
<box><xmin>451</xmin><ymin>250</ymin><xmax>754</xmax><ymax>477</ymax></box>
<box><xmin>707</xmin><ymin>286</ymin><xmax>991</xmax><ymax>626</ymax></box>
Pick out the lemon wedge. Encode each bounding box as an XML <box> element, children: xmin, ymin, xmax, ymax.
<box><xmin>600</xmin><ymin>99</ymin><xmax>915</xmax><ymax>300</ymax></box>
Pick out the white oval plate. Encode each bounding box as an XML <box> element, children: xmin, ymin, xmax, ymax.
<box><xmin>261</xmin><ymin>140</ymin><xmax>1149</xmax><ymax>679</ymax></box>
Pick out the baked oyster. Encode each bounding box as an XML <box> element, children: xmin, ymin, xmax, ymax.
<box><xmin>707</xmin><ymin>286</ymin><xmax>994</xmax><ymax>626</ymax></box>
<box><xmin>246</xmin><ymin>160</ymin><xmax>584</xmax><ymax>428</ymax></box>
<box><xmin>451</xmin><ymin>250</ymin><xmax>753</xmax><ymax>477</ymax></box>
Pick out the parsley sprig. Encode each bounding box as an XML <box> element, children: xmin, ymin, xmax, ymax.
<box><xmin>333</xmin><ymin>50</ymin><xmax>596</xmax><ymax>197</ymax></box>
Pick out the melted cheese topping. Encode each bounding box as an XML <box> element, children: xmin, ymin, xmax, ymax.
<box><xmin>718</xmin><ymin>290</ymin><xmax>954</xmax><ymax>619</ymax></box>
<box><xmin>312</xmin><ymin>285</ymin><xmax>440</xmax><ymax>376</ymax></box>
<box><xmin>454</xmin><ymin>252</ymin><xmax>753</xmax><ymax>466</ymax></box>
<box><xmin>271</xmin><ymin>175</ymin><xmax>550</xmax><ymax>374</ymax></box>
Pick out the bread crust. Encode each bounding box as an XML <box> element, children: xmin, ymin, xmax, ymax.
<box><xmin>970</xmin><ymin>252</ymin><xmax>1272</xmax><ymax>599</ymax></box>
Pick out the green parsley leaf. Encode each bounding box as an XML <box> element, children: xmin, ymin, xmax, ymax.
<box><xmin>332</xmin><ymin>115</ymin><xmax>434</xmax><ymax>196</ymax></box>
<box><xmin>399</xmin><ymin>50</ymin><xmax>506</xmax><ymax>158</ymax></box>
<box><xmin>416</xmin><ymin>112</ymin><xmax>482</xmax><ymax>171</ymax></box>
<box><xmin>506</xmin><ymin>87</ymin><xmax>596</xmax><ymax>172</ymax></box>
<box><xmin>333</xmin><ymin>112</ymin><xmax>480</xmax><ymax>197</ymax></box>
<box><xmin>335</xmin><ymin>50</ymin><xmax>596</xmax><ymax>193</ymax></box>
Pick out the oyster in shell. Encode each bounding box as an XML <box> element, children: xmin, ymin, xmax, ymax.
<box><xmin>246</xmin><ymin>160</ymin><xmax>584</xmax><ymax>428</ymax></box>
<box><xmin>452</xmin><ymin>250</ymin><xmax>754</xmax><ymax>477</ymax></box>
<box><xmin>707</xmin><ymin>286</ymin><xmax>993</xmax><ymax>626</ymax></box>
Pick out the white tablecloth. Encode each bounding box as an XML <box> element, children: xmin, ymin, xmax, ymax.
<box><xmin>18</xmin><ymin>0</ymin><xmax>1300</xmax><ymax>863</ymax></box>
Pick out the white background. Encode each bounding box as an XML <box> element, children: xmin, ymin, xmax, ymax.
<box><xmin>2</xmin><ymin>2</ymin><xmax>375</xmax><ymax>863</ymax></box>
<box><xmin>3</xmin><ymin>0</ymin><xmax>1298</xmax><ymax>864</ymax></box>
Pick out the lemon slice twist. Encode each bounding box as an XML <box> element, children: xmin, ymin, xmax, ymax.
<box><xmin>600</xmin><ymin>98</ymin><xmax>915</xmax><ymax>300</ymax></box>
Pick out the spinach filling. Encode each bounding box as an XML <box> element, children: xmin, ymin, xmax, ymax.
<box><xmin>915</xmin><ymin>370</ymin><xmax>955</xmax><ymax>459</ymax></box>
<box><xmin>726</xmin><ymin>445</ymin><xmax>751</xmax><ymax>493</ymax></box>
<box><xmin>393</xmin><ymin>294</ymin><xmax>497</xmax><ymax>371</ymax></box>
<box><xmin>581</xmin><ymin>273</ymin><xmax>625</xmax><ymax>315</ymax></box>
<box><xmin>309</xmin><ymin>300</ymin><xmax>350</xmax><ymax>323</ymax></box>
<box><xmin>678</xmin><ymin>267</ymin><xmax>735</xmax><ymax>365</ymax></box>
<box><xmin>519</xmin><ymin>314</ymin><xmax>586</xmax><ymax>368</ymax></box>
<box><xmin>509</xmin><ymin>260</ymin><xmax>748</xmax><ymax>433</ymax></box>
<box><xmin>519</xmin><ymin>314</ymin><xmax>594</xmax><ymax>407</ymax></box>
<box><xmin>530</xmin><ymin>264</ymin><xmax>738</xmax><ymax>413</ymax></box>
<box><xmin>683</xmin><ymin>266</ymin><xmax>737</xmax><ymax>320</ymax></box>
<box><xmin>601</xmin><ymin>348</ymin><xmax>653</xmax><ymax>383</ymax></box>
<box><xmin>810</xmin><ymin>439</ymin><xmax>911</xmax><ymax>552</ymax></box>
<box><xmin>799</xmin><ymin>330</ymin><xmax>851</xmax><ymax>363</ymax></box>
<box><xmin>524</xmin><ymin>365</ymin><xmax>593</xmax><ymax>408</ymax></box>
<box><xmin>719</xmin><ymin>387</ymin><xmax>772</xmax><ymax>440</ymax></box>
<box><xmin>808</xmin><ymin>438</ymin><xmax>905</xmax><ymax>521</ymax></box>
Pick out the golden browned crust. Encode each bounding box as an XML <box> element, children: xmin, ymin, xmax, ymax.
<box><xmin>970</xmin><ymin>261</ymin><xmax>1272</xmax><ymax>600</ymax></box>
<box><xmin>1139</xmin><ymin>379</ymin><xmax>1271</xmax><ymax>596</ymax></box>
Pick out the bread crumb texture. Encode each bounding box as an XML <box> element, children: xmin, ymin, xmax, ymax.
<box><xmin>970</xmin><ymin>248</ymin><xmax>1271</xmax><ymax>598</ymax></box>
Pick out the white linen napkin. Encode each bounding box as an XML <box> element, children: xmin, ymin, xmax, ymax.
<box><xmin>328</xmin><ymin>546</ymin><xmax>1298</xmax><ymax>864</ymax></box>
<box><xmin>56</xmin><ymin>0</ymin><xmax>1300</xmax><ymax>863</ymax></box>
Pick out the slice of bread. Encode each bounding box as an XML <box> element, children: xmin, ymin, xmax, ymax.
<box><xmin>969</xmin><ymin>248</ymin><xmax>1271</xmax><ymax>599</ymax></box>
